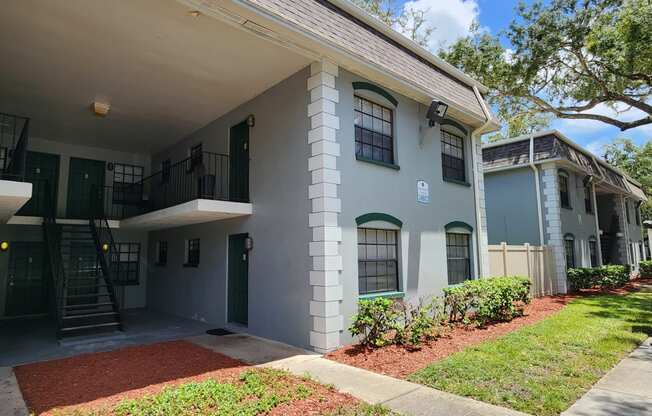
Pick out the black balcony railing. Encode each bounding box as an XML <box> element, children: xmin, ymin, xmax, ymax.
<box><xmin>93</xmin><ymin>151</ymin><xmax>232</xmax><ymax>220</ymax></box>
<box><xmin>0</xmin><ymin>112</ymin><xmax>30</xmax><ymax>181</ymax></box>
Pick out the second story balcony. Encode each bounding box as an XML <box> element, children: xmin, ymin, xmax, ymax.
<box><xmin>94</xmin><ymin>151</ymin><xmax>252</xmax><ymax>230</ymax></box>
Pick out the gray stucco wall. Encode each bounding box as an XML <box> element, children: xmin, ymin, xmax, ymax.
<box><xmin>558</xmin><ymin>167</ymin><xmax>599</xmax><ymax>268</ymax></box>
<box><xmin>336</xmin><ymin>70</ymin><xmax>480</xmax><ymax>344</ymax></box>
<box><xmin>485</xmin><ymin>167</ymin><xmax>540</xmax><ymax>245</ymax></box>
<box><xmin>146</xmin><ymin>67</ymin><xmax>313</xmax><ymax>348</ymax></box>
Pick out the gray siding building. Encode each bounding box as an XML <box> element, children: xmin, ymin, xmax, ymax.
<box><xmin>483</xmin><ymin>131</ymin><xmax>647</xmax><ymax>293</ymax></box>
<box><xmin>0</xmin><ymin>0</ymin><xmax>499</xmax><ymax>352</ymax></box>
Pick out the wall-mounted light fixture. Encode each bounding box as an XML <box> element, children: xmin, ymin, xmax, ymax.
<box><xmin>426</xmin><ymin>100</ymin><xmax>449</xmax><ymax>127</ymax></box>
<box><xmin>246</xmin><ymin>114</ymin><xmax>255</xmax><ymax>127</ymax></box>
<box><xmin>101</xmin><ymin>243</ymin><xmax>109</xmax><ymax>253</ymax></box>
<box><xmin>0</xmin><ymin>241</ymin><xmax>9</xmax><ymax>252</ymax></box>
<box><xmin>188</xmin><ymin>10</ymin><xmax>201</xmax><ymax>18</ymax></box>
<box><xmin>244</xmin><ymin>236</ymin><xmax>254</xmax><ymax>251</ymax></box>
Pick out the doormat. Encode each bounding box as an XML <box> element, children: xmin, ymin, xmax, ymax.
<box><xmin>206</xmin><ymin>328</ymin><xmax>234</xmax><ymax>336</ymax></box>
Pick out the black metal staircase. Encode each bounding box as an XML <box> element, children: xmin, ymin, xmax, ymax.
<box><xmin>42</xmin><ymin>182</ymin><xmax>122</xmax><ymax>339</ymax></box>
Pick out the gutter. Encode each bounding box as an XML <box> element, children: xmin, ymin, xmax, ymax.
<box><xmin>471</xmin><ymin>86</ymin><xmax>500</xmax><ymax>278</ymax></box>
<box><xmin>529</xmin><ymin>135</ymin><xmax>545</xmax><ymax>246</ymax></box>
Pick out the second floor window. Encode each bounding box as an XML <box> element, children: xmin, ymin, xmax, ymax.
<box><xmin>185</xmin><ymin>238</ymin><xmax>200</xmax><ymax>267</ymax></box>
<box><xmin>584</xmin><ymin>185</ymin><xmax>593</xmax><ymax>214</ymax></box>
<box><xmin>354</xmin><ymin>95</ymin><xmax>394</xmax><ymax>165</ymax></box>
<box><xmin>441</xmin><ymin>130</ymin><xmax>466</xmax><ymax>182</ymax></box>
<box><xmin>113</xmin><ymin>163</ymin><xmax>144</xmax><ymax>204</ymax></box>
<box><xmin>559</xmin><ymin>172</ymin><xmax>571</xmax><ymax>209</ymax></box>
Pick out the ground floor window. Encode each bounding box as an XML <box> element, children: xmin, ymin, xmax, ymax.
<box><xmin>564</xmin><ymin>235</ymin><xmax>575</xmax><ymax>269</ymax></box>
<box><xmin>113</xmin><ymin>242</ymin><xmax>140</xmax><ymax>284</ymax></box>
<box><xmin>589</xmin><ymin>238</ymin><xmax>598</xmax><ymax>267</ymax></box>
<box><xmin>446</xmin><ymin>233</ymin><xmax>471</xmax><ymax>285</ymax></box>
<box><xmin>185</xmin><ymin>238</ymin><xmax>200</xmax><ymax>267</ymax></box>
<box><xmin>357</xmin><ymin>228</ymin><xmax>399</xmax><ymax>295</ymax></box>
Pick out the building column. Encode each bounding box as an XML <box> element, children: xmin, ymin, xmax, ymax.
<box><xmin>541</xmin><ymin>164</ymin><xmax>567</xmax><ymax>293</ymax></box>
<box><xmin>307</xmin><ymin>60</ymin><xmax>343</xmax><ymax>353</ymax></box>
<box><xmin>472</xmin><ymin>137</ymin><xmax>490</xmax><ymax>277</ymax></box>
<box><xmin>615</xmin><ymin>195</ymin><xmax>630</xmax><ymax>265</ymax></box>
<box><xmin>591</xmin><ymin>182</ymin><xmax>603</xmax><ymax>266</ymax></box>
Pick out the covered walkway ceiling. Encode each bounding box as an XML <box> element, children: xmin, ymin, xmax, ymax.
<box><xmin>0</xmin><ymin>0</ymin><xmax>310</xmax><ymax>153</ymax></box>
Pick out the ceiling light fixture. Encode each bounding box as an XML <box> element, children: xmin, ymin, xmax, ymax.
<box><xmin>189</xmin><ymin>10</ymin><xmax>201</xmax><ymax>17</ymax></box>
<box><xmin>92</xmin><ymin>101</ymin><xmax>110</xmax><ymax>117</ymax></box>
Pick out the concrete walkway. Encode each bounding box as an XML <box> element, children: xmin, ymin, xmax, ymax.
<box><xmin>562</xmin><ymin>337</ymin><xmax>652</xmax><ymax>416</ymax></box>
<box><xmin>0</xmin><ymin>367</ymin><xmax>29</xmax><ymax>416</ymax></box>
<box><xmin>189</xmin><ymin>333</ymin><xmax>527</xmax><ymax>416</ymax></box>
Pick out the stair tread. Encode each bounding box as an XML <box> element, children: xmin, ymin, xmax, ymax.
<box><xmin>65</xmin><ymin>293</ymin><xmax>110</xmax><ymax>299</ymax></box>
<box><xmin>64</xmin><ymin>302</ymin><xmax>114</xmax><ymax>309</ymax></box>
<box><xmin>63</xmin><ymin>311</ymin><xmax>118</xmax><ymax>319</ymax></box>
<box><xmin>60</xmin><ymin>322</ymin><xmax>120</xmax><ymax>332</ymax></box>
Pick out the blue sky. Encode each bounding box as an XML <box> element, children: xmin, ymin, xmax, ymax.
<box><xmin>398</xmin><ymin>0</ymin><xmax>650</xmax><ymax>156</ymax></box>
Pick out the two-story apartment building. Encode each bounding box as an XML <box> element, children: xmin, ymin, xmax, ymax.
<box><xmin>483</xmin><ymin>131</ymin><xmax>647</xmax><ymax>293</ymax></box>
<box><xmin>0</xmin><ymin>0</ymin><xmax>498</xmax><ymax>352</ymax></box>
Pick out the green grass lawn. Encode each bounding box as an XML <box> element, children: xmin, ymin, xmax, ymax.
<box><xmin>409</xmin><ymin>291</ymin><xmax>652</xmax><ymax>416</ymax></box>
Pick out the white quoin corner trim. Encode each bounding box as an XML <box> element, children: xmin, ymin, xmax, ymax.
<box><xmin>307</xmin><ymin>60</ymin><xmax>343</xmax><ymax>353</ymax></box>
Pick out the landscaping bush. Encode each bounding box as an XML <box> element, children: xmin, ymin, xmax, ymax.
<box><xmin>443</xmin><ymin>276</ymin><xmax>531</xmax><ymax>326</ymax></box>
<box><xmin>567</xmin><ymin>265</ymin><xmax>631</xmax><ymax>290</ymax></box>
<box><xmin>394</xmin><ymin>297</ymin><xmax>444</xmax><ymax>346</ymax></box>
<box><xmin>348</xmin><ymin>297</ymin><xmax>401</xmax><ymax>347</ymax></box>
<box><xmin>640</xmin><ymin>260</ymin><xmax>652</xmax><ymax>278</ymax></box>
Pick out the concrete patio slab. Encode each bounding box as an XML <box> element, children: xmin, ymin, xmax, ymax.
<box><xmin>563</xmin><ymin>338</ymin><xmax>652</xmax><ymax>416</ymax></box>
<box><xmin>188</xmin><ymin>333</ymin><xmax>316</xmax><ymax>365</ymax></box>
<box><xmin>0</xmin><ymin>367</ymin><xmax>29</xmax><ymax>416</ymax></box>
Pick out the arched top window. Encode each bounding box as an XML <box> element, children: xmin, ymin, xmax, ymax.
<box><xmin>356</xmin><ymin>212</ymin><xmax>403</xmax><ymax>229</ymax></box>
<box><xmin>444</xmin><ymin>221</ymin><xmax>473</xmax><ymax>234</ymax></box>
<box><xmin>352</xmin><ymin>82</ymin><xmax>398</xmax><ymax>107</ymax></box>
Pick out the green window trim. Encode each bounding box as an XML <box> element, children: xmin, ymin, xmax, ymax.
<box><xmin>352</xmin><ymin>82</ymin><xmax>398</xmax><ymax>107</ymax></box>
<box><xmin>445</xmin><ymin>221</ymin><xmax>473</xmax><ymax>232</ymax></box>
<box><xmin>356</xmin><ymin>212</ymin><xmax>403</xmax><ymax>227</ymax></box>
<box><xmin>443</xmin><ymin>177</ymin><xmax>471</xmax><ymax>187</ymax></box>
<box><xmin>356</xmin><ymin>155</ymin><xmax>400</xmax><ymax>170</ymax></box>
<box><xmin>358</xmin><ymin>291</ymin><xmax>405</xmax><ymax>300</ymax></box>
<box><xmin>440</xmin><ymin>119</ymin><xmax>468</xmax><ymax>135</ymax></box>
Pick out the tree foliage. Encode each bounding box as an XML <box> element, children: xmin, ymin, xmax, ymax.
<box><xmin>603</xmin><ymin>138</ymin><xmax>652</xmax><ymax>221</ymax></box>
<box><xmin>440</xmin><ymin>0</ymin><xmax>652</xmax><ymax>132</ymax></box>
<box><xmin>351</xmin><ymin>0</ymin><xmax>434</xmax><ymax>47</ymax></box>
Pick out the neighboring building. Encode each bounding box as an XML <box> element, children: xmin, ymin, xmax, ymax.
<box><xmin>0</xmin><ymin>0</ymin><xmax>498</xmax><ymax>352</ymax></box>
<box><xmin>483</xmin><ymin>130</ymin><xmax>647</xmax><ymax>293</ymax></box>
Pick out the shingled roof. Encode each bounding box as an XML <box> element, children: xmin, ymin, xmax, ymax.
<box><xmin>482</xmin><ymin>131</ymin><xmax>647</xmax><ymax>201</ymax></box>
<box><xmin>244</xmin><ymin>0</ymin><xmax>487</xmax><ymax>120</ymax></box>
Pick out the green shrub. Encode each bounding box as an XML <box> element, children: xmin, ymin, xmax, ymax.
<box><xmin>394</xmin><ymin>297</ymin><xmax>444</xmax><ymax>346</ymax></box>
<box><xmin>443</xmin><ymin>276</ymin><xmax>531</xmax><ymax>326</ymax></box>
<box><xmin>640</xmin><ymin>260</ymin><xmax>652</xmax><ymax>278</ymax></box>
<box><xmin>348</xmin><ymin>297</ymin><xmax>401</xmax><ymax>347</ymax></box>
<box><xmin>567</xmin><ymin>265</ymin><xmax>631</xmax><ymax>290</ymax></box>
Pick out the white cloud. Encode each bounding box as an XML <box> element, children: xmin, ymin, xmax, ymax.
<box><xmin>399</xmin><ymin>0</ymin><xmax>479</xmax><ymax>50</ymax></box>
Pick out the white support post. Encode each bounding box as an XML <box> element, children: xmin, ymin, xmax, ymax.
<box><xmin>307</xmin><ymin>60</ymin><xmax>342</xmax><ymax>353</ymax></box>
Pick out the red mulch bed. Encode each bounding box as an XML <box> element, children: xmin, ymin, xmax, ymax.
<box><xmin>327</xmin><ymin>278</ymin><xmax>652</xmax><ymax>379</ymax></box>
<box><xmin>14</xmin><ymin>340</ymin><xmax>357</xmax><ymax>415</ymax></box>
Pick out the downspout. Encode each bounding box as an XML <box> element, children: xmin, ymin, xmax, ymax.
<box><xmin>529</xmin><ymin>135</ymin><xmax>545</xmax><ymax>246</ymax></box>
<box><xmin>471</xmin><ymin>86</ymin><xmax>499</xmax><ymax>278</ymax></box>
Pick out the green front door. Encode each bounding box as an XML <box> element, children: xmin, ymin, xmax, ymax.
<box><xmin>17</xmin><ymin>151</ymin><xmax>60</xmax><ymax>217</ymax></box>
<box><xmin>229</xmin><ymin>121</ymin><xmax>250</xmax><ymax>202</ymax></box>
<box><xmin>228</xmin><ymin>233</ymin><xmax>249</xmax><ymax>325</ymax></box>
<box><xmin>5</xmin><ymin>242</ymin><xmax>48</xmax><ymax>316</ymax></box>
<box><xmin>67</xmin><ymin>157</ymin><xmax>105</xmax><ymax>219</ymax></box>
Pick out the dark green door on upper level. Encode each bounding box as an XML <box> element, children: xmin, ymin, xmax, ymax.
<box><xmin>229</xmin><ymin>121</ymin><xmax>249</xmax><ymax>203</ymax></box>
<box><xmin>67</xmin><ymin>157</ymin><xmax>105</xmax><ymax>219</ymax></box>
<box><xmin>5</xmin><ymin>242</ymin><xmax>48</xmax><ymax>316</ymax></box>
<box><xmin>17</xmin><ymin>151</ymin><xmax>60</xmax><ymax>217</ymax></box>
<box><xmin>228</xmin><ymin>233</ymin><xmax>249</xmax><ymax>325</ymax></box>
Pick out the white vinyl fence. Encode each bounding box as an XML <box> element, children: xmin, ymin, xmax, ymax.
<box><xmin>488</xmin><ymin>243</ymin><xmax>558</xmax><ymax>297</ymax></box>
